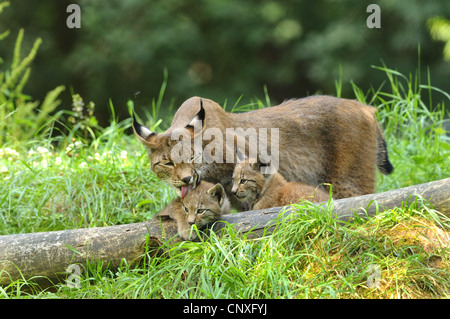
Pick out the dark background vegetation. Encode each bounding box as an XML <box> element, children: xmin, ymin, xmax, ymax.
<box><xmin>1</xmin><ymin>0</ymin><xmax>450</xmax><ymax>126</ymax></box>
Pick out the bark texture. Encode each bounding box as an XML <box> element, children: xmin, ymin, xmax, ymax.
<box><xmin>0</xmin><ymin>178</ymin><xmax>448</xmax><ymax>287</ymax></box>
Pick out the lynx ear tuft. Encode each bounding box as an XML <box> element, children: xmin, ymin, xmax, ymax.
<box><xmin>185</xmin><ymin>100</ymin><xmax>206</xmax><ymax>137</ymax></box>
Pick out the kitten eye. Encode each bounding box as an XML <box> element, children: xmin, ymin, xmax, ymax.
<box><xmin>197</xmin><ymin>209</ymin><xmax>206</xmax><ymax>215</ymax></box>
<box><xmin>239</xmin><ymin>179</ymin><xmax>247</xmax><ymax>184</ymax></box>
<box><xmin>164</xmin><ymin>161</ymin><xmax>174</xmax><ymax>167</ymax></box>
<box><xmin>183</xmin><ymin>206</ymin><xmax>189</xmax><ymax>213</ymax></box>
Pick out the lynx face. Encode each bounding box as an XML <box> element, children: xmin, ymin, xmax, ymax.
<box><xmin>176</xmin><ymin>181</ymin><xmax>230</xmax><ymax>240</ymax></box>
<box><xmin>232</xmin><ymin>154</ymin><xmax>330</xmax><ymax>210</ymax></box>
<box><xmin>169</xmin><ymin>162</ymin><xmax>200</xmax><ymax>198</ymax></box>
<box><xmin>153</xmin><ymin>153</ymin><xmax>200</xmax><ymax>198</ymax></box>
<box><xmin>231</xmin><ymin>158</ymin><xmax>266</xmax><ymax>210</ymax></box>
<box><xmin>133</xmin><ymin>118</ymin><xmax>200</xmax><ymax>198</ymax></box>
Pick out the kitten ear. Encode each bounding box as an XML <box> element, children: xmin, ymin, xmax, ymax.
<box><xmin>185</xmin><ymin>100</ymin><xmax>206</xmax><ymax>138</ymax></box>
<box><xmin>208</xmin><ymin>183</ymin><xmax>225</xmax><ymax>206</ymax></box>
<box><xmin>132</xmin><ymin>113</ymin><xmax>159</xmax><ymax>150</ymax></box>
<box><xmin>258</xmin><ymin>154</ymin><xmax>271</xmax><ymax>167</ymax></box>
<box><xmin>251</xmin><ymin>154</ymin><xmax>271</xmax><ymax>172</ymax></box>
<box><xmin>250</xmin><ymin>160</ymin><xmax>261</xmax><ymax>171</ymax></box>
<box><xmin>235</xmin><ymin>148</ymin><xmax>247</xmax><ymax>164</ymax></box>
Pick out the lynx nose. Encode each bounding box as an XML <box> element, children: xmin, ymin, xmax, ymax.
<box><xmin>231</xmin><ymin>186</ymin><xmax>237</xmax><ymax>195</ymax></box>
<box><xmin>182</xmin><ymin>176</ymin><xmax>193</xmax><ymax>185</ymax></box>
<box><xmin>187</xmin><ymin>216</ymin><xmax>196</xmax><ymax>226</ymax></box>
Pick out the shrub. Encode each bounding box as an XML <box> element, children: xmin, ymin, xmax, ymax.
<box><xmin>0</xmin><ymin>1</ymin><xmax>64</xmax><ymax>145</ymax></box>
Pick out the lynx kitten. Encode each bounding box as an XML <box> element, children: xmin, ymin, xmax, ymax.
<box><xmin>231</xmin><ymin>153</ymin><xmax>329</xmax><ymax>210</ymax></box>
<box><xmin>171</xmin><ymin>181</ymin><xmax>230</xmax><ymax>240</ymax></box>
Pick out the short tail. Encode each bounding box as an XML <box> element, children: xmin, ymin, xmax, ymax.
<box><xmin>376</xmin><ymin>125</ymin><xmax>394</xmax><ymax>175</ymax></box>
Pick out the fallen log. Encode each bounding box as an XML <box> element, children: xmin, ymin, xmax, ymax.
<box><xmin>0</xmin><ymin>178</ymin><xmax>449</xmax><ymax>287</ymax></box>
<box><xmin>213</xmin><ymin>177</ymin><xmax>450</xmax><ymax>237</ymax></box>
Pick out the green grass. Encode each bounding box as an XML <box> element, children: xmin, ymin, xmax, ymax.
<box><xmin>0</xmin><ymin>121</ymin><xmax>175</xmax><ymax>235</ymax></box>
<box><xmin>0</xmin><ymin>65</ymin><xmax>449</xmax><ymax>298</ymax></box>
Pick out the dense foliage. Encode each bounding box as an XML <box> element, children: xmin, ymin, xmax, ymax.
<box><xmin>1</xmin><ymin>1</ymin><xmax>450</xmax><ymax>124</ymax></box>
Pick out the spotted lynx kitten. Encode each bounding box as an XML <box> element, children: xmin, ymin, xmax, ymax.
<box><xmin>171</xmin><ymin>181</ymin><xmax>230</xmax><ymax>240</ymax></box>
<box><xmin>231</xmin><ymin>151</ymin><xmax>329</xmax><ymax>210</ymax></box>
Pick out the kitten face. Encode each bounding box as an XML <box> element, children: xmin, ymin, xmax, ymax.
<box><xmin>176</xmin><ymin>181</ymin><xmax>229</xmax><ymax>240</ymax></box>
<box><xmin>231</xmin><ymin>158</ymin><xmax>267</xmax><ymax>209</ymax></box>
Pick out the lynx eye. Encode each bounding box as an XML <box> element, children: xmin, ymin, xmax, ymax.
<box><xmin>164</xmin><ymin>161</ymin><xmax>174</xmax><ymax>167</ymax></box>
<box><xmin>239</xmin><ymin>179</ymin><xmax>247</xmax><ymax>184</ymax></box>
<box><xmin>197</xmin><ymin>209</ymin><xmax>206</xmax><ymax>215</ymax></box>
<box><xmin>183</xmin><ymin>206</ymin><xmax>189</xmax><ymax>213</ymax></box>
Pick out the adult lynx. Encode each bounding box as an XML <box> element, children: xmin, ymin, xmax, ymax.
<box><xmin>133</xmin><ymin>95</ymin><xmax>393</xmax><ymax>210</ymax></box>
<box><xmin>231</xmin><ymin>153</ymin><xmax>329</xmax><ymax>210</ymax></box>
<box><xmin>170</xmin><ymin>181</ymin><xmax>230</xmax><ymax>240</ymax></box>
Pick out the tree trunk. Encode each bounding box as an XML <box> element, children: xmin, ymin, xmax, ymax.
<box><xmin>0</xmin><ymin>178</ymin><xmax>449</xmax><ymax>287</ymax></box>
